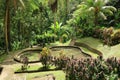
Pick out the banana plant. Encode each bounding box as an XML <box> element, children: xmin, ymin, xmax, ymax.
<box><xmin>50</xmin><ymin>21</ymin><xmax>62</xmax><ymax>35</ymax></box>
<box><xmin>50</xmin><ymin>22</ymin><xmax>71</xmax><ymax>42</ymax></box>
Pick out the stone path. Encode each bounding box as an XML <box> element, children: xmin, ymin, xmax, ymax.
<box><xmin>0</xmin><ymin>59</ymin><xmax>55</xmax><ymax>80</ymax></box>
<box><xmin>0</xmin><ymin>63</ymin><xmax>29</xmax><ymax>80</ymax></box>
<box><xmin>0</xmin><ymin>65</ymin><xmax>13</xmax><ymax>80</ymax></box>
<box><xmin>0</xmin><ymin>51</ymin><xmax>27</xmax><ymax>80</ymax></box>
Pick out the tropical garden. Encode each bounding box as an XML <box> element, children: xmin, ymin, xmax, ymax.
<box><xmin>0</xmin><ymin>0</ymin><xmax>120</xmax><ymax>80</ymax></box>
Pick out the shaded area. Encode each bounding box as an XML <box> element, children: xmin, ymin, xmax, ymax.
<box><xmin>0</xmin><ymin>67</ymin><xmax>3</xmax><ymax>74</ymax></box>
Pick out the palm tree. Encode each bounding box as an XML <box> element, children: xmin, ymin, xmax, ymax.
<box><xmin>82</xmin><ymin>0</ymin><xmax>116</xmax><ymax>27</ymax></box>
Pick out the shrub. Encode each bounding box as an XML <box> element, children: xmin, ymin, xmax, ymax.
<box><xmin>53</xmin><ymin>51</ymin><xmax>68</xmax><ymax>69</ymax></box>
<box><xmin>63</xmin><ymin>56</ymin><xmax>120</xmax><ymax>80</ymax></box>
<box><xmin>62</xmin><ymin>34</ymin><xmax>69</xmax><ymax>43</ymax></box>
<box><xmin>21</xmin><ymin>56</ymin><xmax>29</xmax><ymax>71</ymax></box>
<box><xmin>82</xmin><ymin>26</ymin><xmax>95</xmax><ymax>37</ymax></box>
<box><xmin>111</xmin><ymin>30</ymin><xmax>120</xmax><ymax>45</ymax></box>
<box><xmin>39</xmin><ymin>47</ymin><xmax>52</xmax><ymax>69</ymax></box>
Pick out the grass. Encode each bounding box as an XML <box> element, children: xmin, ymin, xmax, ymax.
<box><xmin>23</xmin><ymin>51</ymin><xmax>40</xmax><ymax>61</ymax></box>
<box><xmin>48</xmin><ymin>39</ymin><xmax>71</xmax><ymax>47</ymax></box>
<box><xmin>14</xmin><ymin>63</ymin><xmax>56</xmax><ymax>72</ymax></box>
<box><xmin>80</xmin><ymin>47</ymin><xmax>98</xmax><ymax>58</ymax></box>
<box><xmin>51</xmin><ymin>47</ymin><xmax>86</xmax><ymax>58</ymax></box>
<box><xmin>26</xmin><ymin>70</ymin><xmax>65</xmax><ymax>80</ymax></box>
<box><xmin>76</xmin><ymin>37</ymin><xmax>102</xmax><ymax>48</ymax></box>
<box><xmin>77</xmin><ymin>37</ymin><xmax>120</xmax><ymax>59</ymax></box>
<box><xmin>13</xmin><ymin>63</ymin><xmax>65</xmax><ymax>80</ymax></box>
<box><xmin>0</xmin><ymin>53</ymin><xmax>8</xmax><ymax>63</ymax></box>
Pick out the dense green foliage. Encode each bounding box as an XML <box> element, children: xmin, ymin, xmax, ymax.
<box><xmin>40</xmin><ymin>47</ymin><xmax>52</xmax><ymax>69</ymax></box>
<box><xmin>1</xmin><ymin>1</ymin><xmax>120</xmax><ymax>80</ymax></box>
<box><xmin>0</xmin><ymin>0</ymin><xmax>120</xmax><ymax>52</ymax></box>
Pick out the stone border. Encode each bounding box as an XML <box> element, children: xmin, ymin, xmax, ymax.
<box><xmin>15</xmin><ymin>68</ymin><xmax>60</xmax><ymax>73</ymax></box>
<box><xmin>14</xmin><ymin>46</ymin><xmax>91</xmax><ymax>64</ymax></box>
<box><xmin>14</xmin><ymin>46</ymin><xmax>93</xmax><ymax>73</ymax></box>
<box><xmin>14</xmin><ymin>47</ymin><xmax>42</xmax><ymax>63</ymax></box>
<box><xmin>74</xmin><ymin>42</ymin><xmax>103</xmax><ymax>56</ymax></box>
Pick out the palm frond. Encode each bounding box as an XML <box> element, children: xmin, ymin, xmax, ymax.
<box><xmin>102</xmin><ymin>6</ymin><xmax>117</xmax><ymax>12</ymax></box>
<box><xmin>88</xmin><ymin>7</ymin><xmax>95</xmax><ymax>11</ymax></box>
<box><xmin>99</xmin><ymin>11</ymin><xmax>107</xmax><ymax>20</ymax></box>
<box><xmin>94</xmin><ymin>0</ymin><xmax>103</xmax><ymax>6</ymax></box>
<box><xmin>107</xmin><ymin>10</ymin><xmax>114</xmax><ymax>15</ymax></box>
<box><xmin>104</xmin><ymin>0</ymin><xmax>110</xmax><ymax>4</ymax></box>
<box><xmin>19</xmin><ymin>0</ymin><xmax>25</xmax><ymax>8</ymax></box>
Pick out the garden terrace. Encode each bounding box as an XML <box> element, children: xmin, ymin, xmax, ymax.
<box><xmin>14</xmin><ymin>45</ymin><xmax>93</xmax><ymax>64</ymax></box>
<box><xmin>0</xmin><ymin>0</ymin><xmax>120</xmax><ymax>80</ymax></box>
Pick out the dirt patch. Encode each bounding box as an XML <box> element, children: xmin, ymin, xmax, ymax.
<box><xmin>32</xmin><ymin>74</ymin><xmax>55</xmax><ymax>80</ymax></box>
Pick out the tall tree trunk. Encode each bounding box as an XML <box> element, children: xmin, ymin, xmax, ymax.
<box><xmin>94</xmin><ymin>12</ymin><xmax>98</xmax><ymax>27</ymax></box>
<box><xmin>65</xmin><ymin>0</ymin><xmax>69</xmax><ymax>20</ymax></box>
<box><xmin>7</xmin><ymin>7</ymin><xmax>11</xmax><ymax>50</ymax></box>
<box><xmin>4</xmin><ymin>0</ymin><xmax>10</xmax><ymax>53</ymax></box>
<box><xmin>17</xmin><ymin>20</ymin><xmax>21</xmax><ymax>41</ymax></box>
<box><xmin>94</xmin><ymin>7</ymin><xmax>99</xmax><ymax>27</ymax></box>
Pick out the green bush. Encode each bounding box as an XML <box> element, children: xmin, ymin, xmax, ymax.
<box><xmin>53</xmin><ymin>50</ymin><xmax>68</xmax><ymax>69</ymax></box>
<box><xmin>39</xmin><ymin>47</ymin><xmax>52</xmax><ymax>69</ymax></box>
<box><xmin>62</xmin><ymin>34</ymin><xmax>69</xmax><ymax>43</ymax></box>
<box><xmin>12</xmin><ymin>41</ymin><xmax>22</xmax><ymax>50</ymax></box>
<box><xmin>82</xmin><ymin>26</ymin><xmax>95</xmax><ymax>37</ymax></box>
<box><xmin>111</xmin><ymin>30</ymin><xmax>120</xmax><ymax>45</ymax></box>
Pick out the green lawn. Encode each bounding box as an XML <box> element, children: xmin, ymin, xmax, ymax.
<box><xmin>22</xmin><ymin>51</ymin><xmax>40</xmax><ymax>61</ymax></box>
<box><xmin>14</xmin><ymin>63</ymin><xmax>56</xmax><ymax>72</ymax></box>
<box><xmin>0</xmin><ymin>54</ymin><xmax>8</xmax><ymax>63</ymax></box>
<box><xmin>48</xmin><ymin>39</ymin><xmax>71</xmax><ymax>47</ymax></box>
<box><xmin>13</xmin><ymin>63</ymin><xmax>65</xmax><ymax>80</ymax></box>
<box><xmin>80</xmin><ymin>47</ymin><xmax>98</xmax><ymax>58</ymax></box>
<box><xmin>27</xmin><ymin>70</ymin><xmax>65</xmax><ymax>80</ymax></box>
<box><xmin>77</xmin><ymin>37</ymin><xmax>120</xmax><ymax>59</ymax></box>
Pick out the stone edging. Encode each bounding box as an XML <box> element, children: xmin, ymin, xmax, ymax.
<box><xmin>14</xmin><ymin>46</ymin><xmax>92</xmax><ymax>63</ymax></box>
<box><xmin>15</xmin><ymin>68</ymin><xmax>60</xmax><ymax>73</ymax></box>
<box><xmin>14</xmin><ymin>47</ymin><xmax>42</xmax><ymax>63</ymax></box>
<box><xmin>74</xmin><ymin>42</ymin><xmax>103</xmax><ymax>56</ymax></box>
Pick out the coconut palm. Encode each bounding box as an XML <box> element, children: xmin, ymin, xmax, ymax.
<box><xmin>82</xmin><ymin>0</ymin><xmax>117</xmax><ymax>27</ymax></box>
